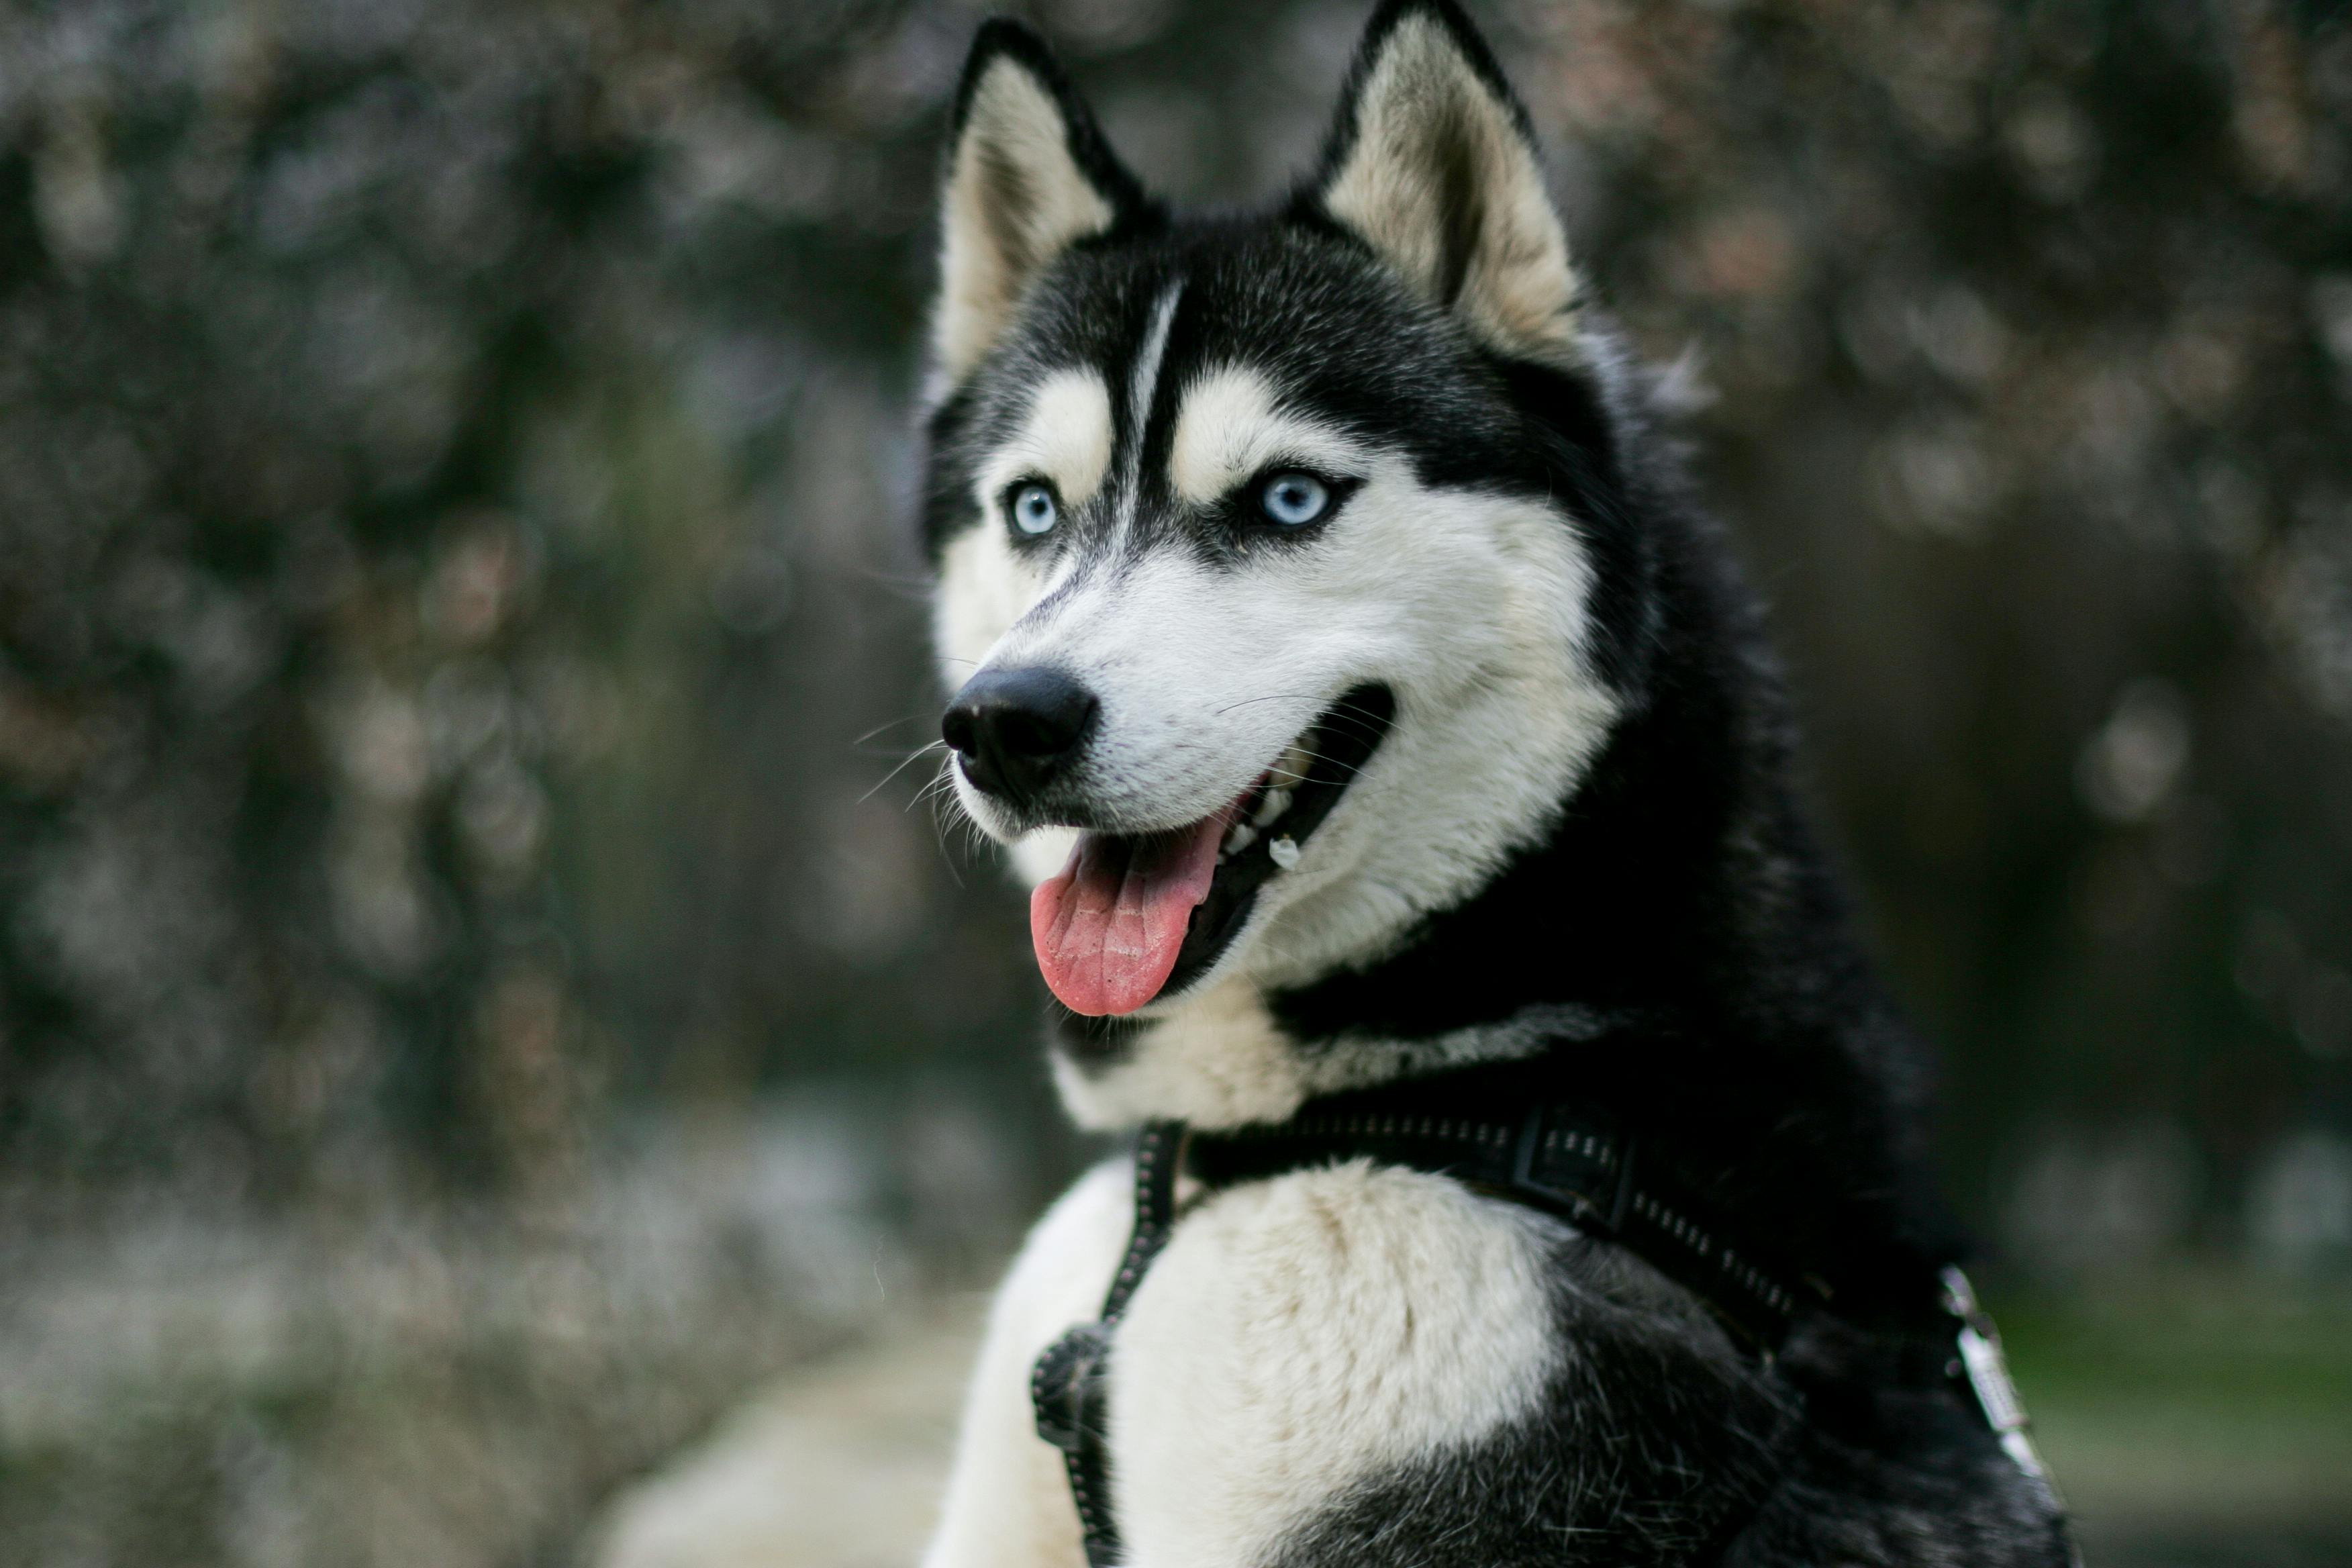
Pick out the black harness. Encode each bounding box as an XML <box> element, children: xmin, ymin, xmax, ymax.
<box><xmin>1030</xmin><ymin>1085</ymin><xmax>2055</xmax><ymax>1568</ymax></box>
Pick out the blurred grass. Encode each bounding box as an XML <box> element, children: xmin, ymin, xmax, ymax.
<box><xmin>1994</xmin><ymin>1267</ymin><xmax>2352</xmax><ymax>1563</ymax></box>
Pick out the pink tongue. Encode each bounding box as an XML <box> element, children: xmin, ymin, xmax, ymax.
<box><xmin>1030</xmin><ymin>809</ymin><xmax>1233</xmax><ymax>1016</ymax></box>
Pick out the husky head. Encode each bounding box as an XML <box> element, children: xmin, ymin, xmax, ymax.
<box><xmin>923</xmin><ymin>1</ymin><xmax>1662</xmax><ymax>1106</ymax></box>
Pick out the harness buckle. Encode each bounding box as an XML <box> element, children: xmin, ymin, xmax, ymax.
<box><xmin>1510</xmin><ymin>1104</ymin><xmax>1636</xmax><ymax>1235</ymax></box>
<box><xmin>1941</xmin><ymin>1267</ymin><xmax>2063</xmax><ymax>1500</ymax></box>
<box><xmin>1607</xmin><ymin>1130</ymin><xmax>1640</xmax><ymax>1233</ymax></box>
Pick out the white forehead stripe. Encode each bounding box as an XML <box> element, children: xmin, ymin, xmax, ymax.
<box><xmin>1169</xmin><ymin>365</ymin><xmax>1369</xmax><ymax>505</ymax></box>
<box><xmin>1118</xmin><ymin>283</ymin><xmax>1184</xmax><ymax>520</ymax></box>
<box><xmin>978</xmin><ymin>369</ymin><xmax>1116</xmax><ymax>511</ymax></box>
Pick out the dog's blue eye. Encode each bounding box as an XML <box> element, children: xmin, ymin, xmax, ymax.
<box><xmin>1259</xmin><ymin>471</ymin><xmax>1330</xmax><ymax>527</ymax></box>
<box><xmin>1010</xmin><ymin>483</ymin><xmax>1058</xmax><ymax>536</ymax></box>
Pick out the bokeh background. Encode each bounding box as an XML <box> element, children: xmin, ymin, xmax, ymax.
<box><xmin>1</xmin><ymin>0</ymin><xmax>2348</xmax><ymax>1563</ymax></box>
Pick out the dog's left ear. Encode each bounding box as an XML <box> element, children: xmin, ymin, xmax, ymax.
<box><xmin>1306</xmin><ymin>0</ymin><xmax>1582</xmax><ymax>364</ymax></box>
<box><xmin>933</xmin><ymin>20</ymin><xmax>1152</xmax><ymax>387</ymax></box>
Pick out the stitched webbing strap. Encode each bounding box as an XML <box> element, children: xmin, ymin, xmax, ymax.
<box><xmin>1030</xmin><ymin>1121</ymin><xmax>1184</xmax><ymax>1568</ymax></box>
<box><xmin>1189</xmin><ymin>1101</ymin><xmax>1818</xmax><ymax>1349</ymax></box>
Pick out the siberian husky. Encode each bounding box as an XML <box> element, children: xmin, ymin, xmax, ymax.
<box><xmin>916</xmin><ymin>3</ymin><xmax>2076</xmax><ymax>1564</ymax></box>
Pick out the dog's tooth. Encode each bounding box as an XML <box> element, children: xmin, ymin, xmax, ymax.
<box><xmin>1267</xmin><ymin>835</ymin><xmax>1300</xmax><ymax>869</ymax></box>
<box><xmin>1222</xmin><ymin>821</ymin><xmax>1257</xmax><ymax>856</ymax></box>
<box><xmin>1251</xmin><ymin>787</ymin><xmax>1292</xmax><ymax>828</ymax></box>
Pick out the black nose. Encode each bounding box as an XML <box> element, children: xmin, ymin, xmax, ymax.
<box><xmin>942</xmin><ymin>666</ymin><xmax>1099</xmax><ymax>806</ymax></box>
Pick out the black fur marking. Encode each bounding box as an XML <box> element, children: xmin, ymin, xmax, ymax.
<box><xmin>1488</xmin><ymin>353</ymin><xmax>1658</xmax><ymax>701</ymax></box>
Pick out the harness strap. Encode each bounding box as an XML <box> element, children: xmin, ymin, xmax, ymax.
<box><xmin>1030</xmin><ymin>1121</ymin><xmax>1184</xmax><ymax>1568</ymax></box>
<box><xmin>1189</xmin><ymin>1101</ymin><xmax>1820</xmax><ymax>1351</ymax></box>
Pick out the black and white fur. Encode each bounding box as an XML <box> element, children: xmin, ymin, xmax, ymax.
<box><xmin>918</xmin><ymin>5</ymin><xmax>2074</xmax><ymax>1563</ymax></box>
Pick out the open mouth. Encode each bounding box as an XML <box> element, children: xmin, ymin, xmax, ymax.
<box><xmin>1028</xmin><ymin>684</ymin><xmax>1394</xmax><ymax>1016</ymax></box>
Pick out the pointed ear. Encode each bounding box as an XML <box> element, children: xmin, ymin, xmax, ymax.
<box><xmin>1308</xmin><ymin>0</ymin><xmax>1583</xmax><ymax>364</ymax></box>
<box><xmin>933</xmin><ymin>21</ymin><xmax>1150</xmax><ymax>386</ymax></box>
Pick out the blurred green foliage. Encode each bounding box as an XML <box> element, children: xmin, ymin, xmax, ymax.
<box><xmin>2000</xmin><ymin>1270</ymin><xmax>2352</xmax><ymax>1559</ymax></box>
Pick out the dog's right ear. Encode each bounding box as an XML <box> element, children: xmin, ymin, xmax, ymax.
<box><xmin>932</xmin><ymin>21</ymin><xmax>1149</xmax><ymax>388</ymax></box>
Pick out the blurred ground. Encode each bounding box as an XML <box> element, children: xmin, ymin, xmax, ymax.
<box><xmin>583</xmin><ymin>1270</ymin><xmax>2352</xmax><ymax>1568</ymax></box>
<box><xmin>589</xmin><ymin>1300</ymin><xmax>985</xmax><ymax>1568</ymax></box>
<box><xmin>0</xmin><ymin>1093</ymin><xmax>1032</xmax><ymax>1568</ymax></box>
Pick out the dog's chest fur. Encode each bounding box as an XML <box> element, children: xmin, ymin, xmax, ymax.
<box><xmin>1116</xmin><ymin>1161</ymin><xmax>1573</xmax><ymax>1564</ymax></box>
<box><xmin>929</xmin><ymin>1155</ymin><xmax>1779</xmax><ymax>1568</ymax></box>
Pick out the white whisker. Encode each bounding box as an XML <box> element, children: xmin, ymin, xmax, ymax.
<box><xmin>861</xmin><ymin>739</ymin><xmax>950</xmax><ymax>803</ymax></box>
